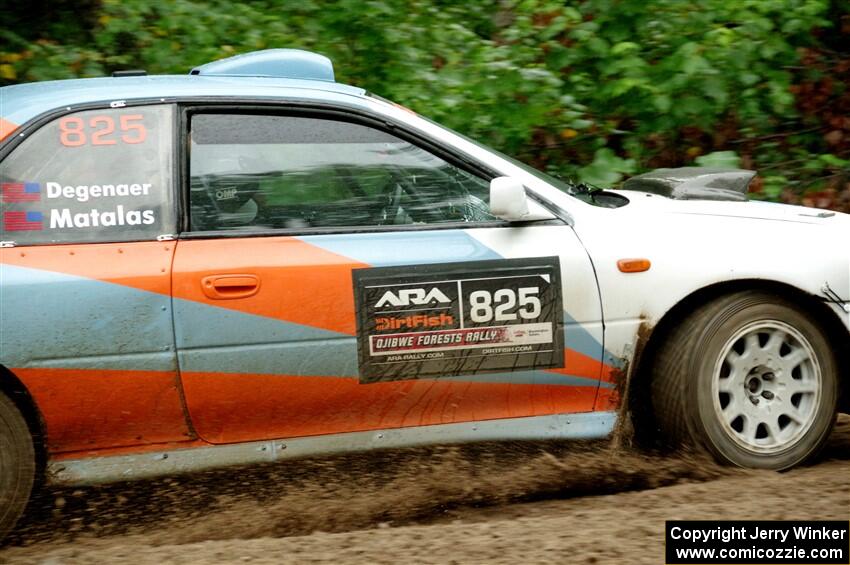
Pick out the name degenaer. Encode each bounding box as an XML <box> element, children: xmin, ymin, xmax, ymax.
<box><xmin>45</xmin><ymin>181</ymin><xmax>153</xmax><ymax>203</ymax></box>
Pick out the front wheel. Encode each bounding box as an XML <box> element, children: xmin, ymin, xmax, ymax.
<box><xmin>0</xmin><ymin>392</ymin><xmax>35</xmax><ymax>540</ymax></box>
<box><xmin>651</xmin><ymin>291</ymin><xmax>838</xmax><ymax>470</ymax></box>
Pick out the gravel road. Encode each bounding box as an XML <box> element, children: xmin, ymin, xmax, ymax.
<box><xmin>2</xmin><ymin>416</ymin><xmax>847</xmax><ymax>564</ymax></box>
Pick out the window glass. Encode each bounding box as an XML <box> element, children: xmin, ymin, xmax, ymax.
<box><xmin>189</xmin><ymin>114</ymin><xmax>496</xmax><ymax>231</ymax></box>
<box><xmin>0</xmin><ymin>105</ymin><xmax>175</xmax><ymax>245</ymax></box>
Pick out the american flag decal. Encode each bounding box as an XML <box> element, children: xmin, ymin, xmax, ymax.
<box><xmin>3</xmin><ymin>211</ymin><xmax>43</xmax><ymax>231</ymax></box>
<box><xmin>2</xmin><ymin>182</ymin><xmax>41</xmax><ymax>202</ymax></box>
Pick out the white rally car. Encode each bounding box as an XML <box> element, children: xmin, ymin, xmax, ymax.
<box><xmin>0</xmin><ymin>48</ymin><xmax>848</xmax><ymax>538</ymax></box>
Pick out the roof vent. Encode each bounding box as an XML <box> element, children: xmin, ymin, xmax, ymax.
<box><xmin>190</xmin><ymin>49</ymin><xmax>335</xmax><ymax>82</ymax></box>
<box><xmin>621</xmin><ymin>167</ymin><xmax>756</xmax><ymax>201</ymax></box>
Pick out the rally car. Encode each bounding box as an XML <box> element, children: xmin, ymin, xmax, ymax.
<box><xmin>1</xmin><ymin>49</ymin><xmax>848</xmax><ymax>537</ymax></box>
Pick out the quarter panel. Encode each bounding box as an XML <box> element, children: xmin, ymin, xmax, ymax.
<box><xmin>0</xmin><ymin>242</ymin><xmax>191</xmax><ymax>452</ymax></box>
<box><xmin>570</xmin><ymin>203</ymin><xmax>850</xmax><ymax>368</ymax></box>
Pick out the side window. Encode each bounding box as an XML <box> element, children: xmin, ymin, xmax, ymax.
<box><xmin>0</xmin><ymin>105</ymin><xmax>175</xmax><ymax>245</ymax></box>
<box><xmin>188</xmin><ymin>113</ymin><xmax>496</xmax><ymax>231</ymax></box>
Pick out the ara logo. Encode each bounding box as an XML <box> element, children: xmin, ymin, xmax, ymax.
<box><xmin>375</xmin><ymin>288</ymin><xmax>451</xmax><ymax>308</ymax></box>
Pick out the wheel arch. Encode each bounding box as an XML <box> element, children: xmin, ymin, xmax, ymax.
<box><xmin>0</xmin><ymin>365</ymin><xmax>47</xmax><ymax>479</ymax></box>
<box><xmin>627</xmin><ymin>278</ymin><xmax>850</xmax><ymax>442</ymax></box>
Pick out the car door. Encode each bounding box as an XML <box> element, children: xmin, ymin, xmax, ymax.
<box><xmin>171</xmin><ymin>109</ymin><xmax>607</xmax><ymax>444</ymax></box>
<box><xmin>0</xmin><ymin>104</ymin><xmax>190</xmax><ymax>453</ymax></box>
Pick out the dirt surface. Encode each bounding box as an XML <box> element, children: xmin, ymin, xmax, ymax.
<box><xmin>2</xmin><ymin>416</ymin><xmax>848</xmax><ymax>564</ymax></box>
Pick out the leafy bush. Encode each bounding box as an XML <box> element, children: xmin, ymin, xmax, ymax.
<box><xmin>2</xmin><ymin>0</ymin><xmax>848</xmax><ymax>210</ymax></box>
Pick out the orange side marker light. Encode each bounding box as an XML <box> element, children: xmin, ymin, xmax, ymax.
<box><xmin>617</xmin><ymin>258</ymin><xmax>651</xmax><ymax>273</ymax></box>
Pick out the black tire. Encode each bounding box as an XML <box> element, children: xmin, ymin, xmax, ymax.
<box><xmin>651</xmin><ymin>291</ymin><xmax>838</xmax><ymax>470</ymax></box>
<box><xmin>0</xmin><ymin>392</ymin><xmax>35</xmax><ymax>541</ymax></box>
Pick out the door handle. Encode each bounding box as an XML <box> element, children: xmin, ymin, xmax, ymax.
<box><xmin>201</xmin><ymin>274</ymin><xmax>260</xmax><ymax>300</ymax></box>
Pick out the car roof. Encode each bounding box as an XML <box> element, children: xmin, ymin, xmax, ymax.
<box><xmin>0</xmin><ymin>73</ymin><xmax>369</xmax><ymax>134</ymax></box>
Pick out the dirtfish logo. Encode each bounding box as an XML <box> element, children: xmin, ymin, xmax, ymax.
<box><xmin>375</xmin><ymin>288</ymin><xmax>451</xmax><ymax>308</ymax></box>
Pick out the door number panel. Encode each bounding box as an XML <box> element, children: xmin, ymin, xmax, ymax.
<box><xmin>353</xmin><ymin>257</ymin><xmax>564</xmax><ymax>383</ymax></box>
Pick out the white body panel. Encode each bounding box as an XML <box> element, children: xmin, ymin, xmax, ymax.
<box><xmin>572</xmin><ymin>193</ymin><xmax>850</xmax><ymax>362</ymax></box>
<box><xmin>366</xmin><ymin>98</ymin><xmax>850</xmax><ymax>371</ymax></box>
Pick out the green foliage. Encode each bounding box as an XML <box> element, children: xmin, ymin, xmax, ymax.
<box><xmin>578</xmin><ymin>148</ymin><xmax>636</xmax><ymax>187</ymax></box>
<box><xmin>695</xmin><ymin>151</ymin><xmax>742</xmax><ymax>169</ymax></box>
<box><xmin>2</xmin><ymin>0</ymin><xmax>848</xmax><ymax>209</ymax></box>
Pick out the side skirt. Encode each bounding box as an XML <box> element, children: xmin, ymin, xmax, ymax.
<box><xmin>47</xmin><ymin>411</ymin><xmax>616</xmax><ymax>486</ymax></box>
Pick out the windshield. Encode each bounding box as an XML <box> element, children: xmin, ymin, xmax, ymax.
<box><xmin>366</xmin><ymin>93</ymin><xmax>578</xmax><ymax>196</ymax></box>
<box><xmin>468</xmin><ymin>140</ymin><xmax>578</xmax><ymax>195</ymax></box>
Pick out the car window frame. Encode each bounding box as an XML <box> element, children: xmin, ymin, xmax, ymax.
<box><xmin>0</xmin><ymin>100</ymin><xmax>181</xmax><ymax>247</ymax></box>
<box><xmin>178</xmin><ymin>102</ymin><xmax>565</xmax><ymax>240</ymax></box>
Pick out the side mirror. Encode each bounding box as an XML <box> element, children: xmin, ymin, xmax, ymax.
<box><xmin>490</xmin><ymin>176</ymin><xmax>531</xmax><ymax>221</ymax></box>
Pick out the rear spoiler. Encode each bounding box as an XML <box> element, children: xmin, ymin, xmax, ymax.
<box><xmin>621</xmin><ymin>167</ymin><xmax>756</xmax><ymax>201</ymax></box>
